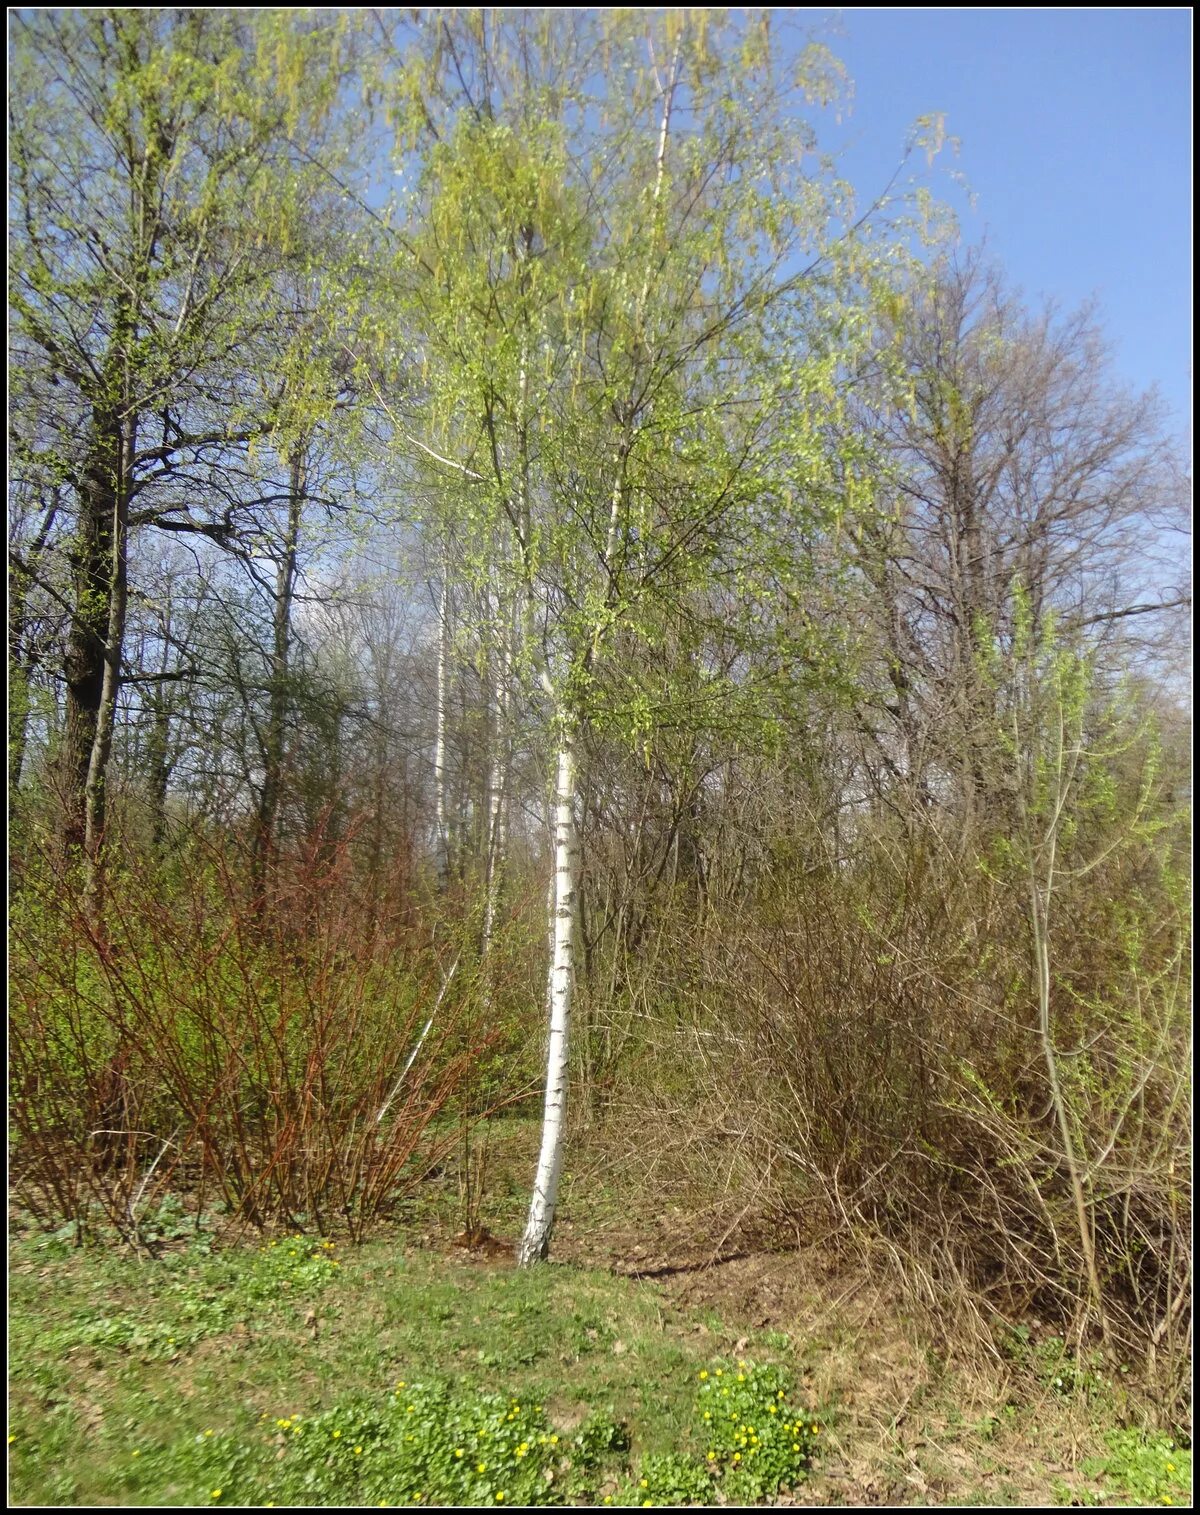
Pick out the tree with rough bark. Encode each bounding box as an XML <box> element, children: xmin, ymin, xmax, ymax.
<box><xmin>8</xmin><ymin>8</ymin><xmax>357</xmax><ymax>908</ymax></box>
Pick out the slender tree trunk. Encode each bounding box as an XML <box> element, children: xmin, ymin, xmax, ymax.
<box><xmin>252</xmin><ymin>445</ymin><xmax>304</xmax><ymax>900</ymax></box>
<box><xmin>518</xmin><ymin>723</ymin><xmax>579</xmax><ymax>1265</ymax></box>
<box><xmin>1031</xmin><ymin>851</ymin><xmax>1107</xmax><ymax>1338</ymax></box>
<box><xmin>9</xmin><ymin>493</ymin><xmax>60</xmax><ymax>808</ymax></box>
<box><xmin>145</xmin><ymin>689</ymin><xmax>172</xmax><ymax>852</ymax></box>
<box><xmin>433</xmin><ymin>554</ymin><xmax>452</xmax><ymax>888</ymax></box>
<box><xmin>481</xmin><ymin>605</ymin><xmax>511</xmax><ymax>981</ymax></box>
<box><xmin>8</xmin><ymin>665</ymin><xmax>32</xmax><ymax>806</ymax></box>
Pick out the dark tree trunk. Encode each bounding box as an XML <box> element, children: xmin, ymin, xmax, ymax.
<box><xmin>62</xmin><ymin>410</ymin><xmax>123</xmax><ymax>852</ymax></box>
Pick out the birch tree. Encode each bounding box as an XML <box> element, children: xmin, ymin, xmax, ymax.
<box><xmin>382</xmin><ymin>8</ymin><xmax>934</xmax><ymax>1263</ymax></box>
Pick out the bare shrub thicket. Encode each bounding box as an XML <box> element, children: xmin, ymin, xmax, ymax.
<box><xmin>569</xmin><ymin>259</ymin><xmax>1191</xmax><ymax>1412</ymax></box>
<box><xmin>8</xmin><ymin>820</ymin><xmax>528</xmax><ymax>1244</ymax></box>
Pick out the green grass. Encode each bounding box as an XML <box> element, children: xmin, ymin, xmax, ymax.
<box><xmin>7</xmin><ymin>1231</ymin><xmax>822</xmax><ymax>1507</ymax></box>
<box><xmin>7</xmin><ymin>1219</ymin><xmax>1191</xmax><ymax>1508</ymax></box>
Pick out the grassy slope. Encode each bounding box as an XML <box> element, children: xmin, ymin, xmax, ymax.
<box><xmin>7</xmin><ymin>1120</ymin><xmax>1192</xmax><ymax>1508</ymax></box>
<box><xmin>7</xmin><ymin>1229</ymin><xmax>798</xmax><ymax>1507</ymax></box>
<box><xmin>8</xmin><ymin>1219</ymin><xmax>1191</xmax><ymax>1509</ymax></box>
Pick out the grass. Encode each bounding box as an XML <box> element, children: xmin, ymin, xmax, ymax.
<box><xmin>7</xmin><ymin>1133</ymin><xmax>1193</xmax><ymax>1508</ymax></box>
<box><xmin>7</xmin><ymin>1227</ymin><xmax>825</xmax><ymax>1507</ymax></box>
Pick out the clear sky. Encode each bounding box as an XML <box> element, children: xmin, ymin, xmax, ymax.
<box><xmin>796</xmin><ymin>7</ymin><xmax>1192</xmax><ymax>435</ymax></box>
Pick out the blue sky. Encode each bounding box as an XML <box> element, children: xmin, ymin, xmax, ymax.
<box><xmin>798</xmin><ymin>7</ymin><xmax>1192</xmax><ymax>434</ymax></box>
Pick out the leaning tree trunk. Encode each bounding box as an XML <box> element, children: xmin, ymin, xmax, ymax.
<box><xmin>518</xmin><ymin>722</ymin><xmax>579</xmax><ymax>1265</ymax></box>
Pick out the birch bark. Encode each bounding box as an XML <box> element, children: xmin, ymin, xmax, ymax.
<box><xmin>517</xmin><ymin>39</ymin><xmax>680</xmax><ymax>1265</ymax></box>
<box><xmin>518</xmin><ymin>724</ymin><xmax>578</xmax><ymax>1263</ymax></box>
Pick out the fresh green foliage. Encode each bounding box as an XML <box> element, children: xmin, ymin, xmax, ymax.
<box><xmin>571</xmin><ymin>1409</ymin><xmax>632</xmax><ymax>1467</ymax></box>
<box><xmin>695</xmin><ymin>1360</ymin><xmax>820</xmax><ymax>1500</ymax></box>
<box><xmin>622</xmin><ymin>1450</ymin><xmax>715</xmax><ymax>1506</ymax></box>
<box><xmin>1078</xmin><ymin>1428</ymin><xmax>1191</xmax><ymax>1506</ymax></box>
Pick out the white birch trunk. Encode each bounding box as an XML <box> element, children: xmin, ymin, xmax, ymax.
<box><xmin>518</xmin><ymin>725</ymin><xmax>578</xmax><ymax>1265</ymax></box>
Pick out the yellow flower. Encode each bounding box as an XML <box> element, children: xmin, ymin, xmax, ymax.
<box><xmin>210</xmin><ymin>1492</ymin><xmax>222</xmax><ymax>1501</ymax></box>
<box><xmin>354</xmin><ymin>1446</ymin><xmax>363</xmax><ymax>1455</ymax></box>
<box><xmin>549</xmin><ymin>1434</ymin><xmax>558</xmax><ymax>1445</ymax></box>
<box><xmin>641</xmin><ymin>1479</ymin><xmax>649</xmax><ymax>1488</ymax></box>
<box><xmin>707</xmin><ymin>1451</ymin><xmax>717</xmax><ymax>1461</ymax></box>
<box><xmin>478</xmin><ymin>1463</ymin><xmax>487</xmax><ymax>1474</ymax></box>
<box><xmin>333</xmin><ymin>1430</ymin><xmax>342</xmax><ymax>1439</ymax></box>
<box><xmin>699</xmin><ymin>1370</ymin><xmax>708</xmax><ymax>1380</ymax></box>
<box><xmin>792</xmin><ymin>1443</ymin><xmax>800</xmax><ymax>1452</ymax></box>
<box><xmin>496</xmin><ymin>1495</ymin><xmax>506</xmax><ymax>1503</ymax></box>
<box><xmin>455</xmin><ymin>1449</ymin><xmax>464</xmax><ymax>1459</ymax></box>
<box><xmin>204</xmin><ymin>1429</ymin><xmax>215</xmax><ymax>1438</ymax></box>
<box><xmin>715</xmin><ymin>1368</ymin><xmax>723</xmax><ymax>1377</ymax></box>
